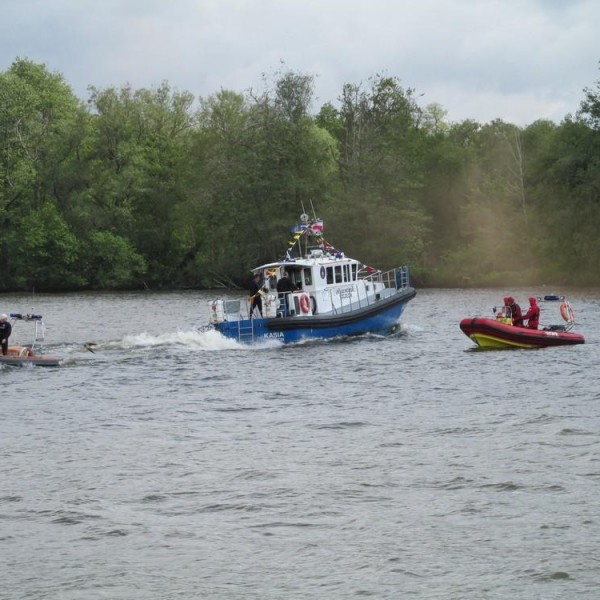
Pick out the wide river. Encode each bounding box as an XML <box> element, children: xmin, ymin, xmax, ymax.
<box><xmin>1</xmin><ymin>288</ymin><xmax>599</xmax><ymax>599</ymax></box>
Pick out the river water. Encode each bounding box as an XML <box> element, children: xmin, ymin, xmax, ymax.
<box><xmin>1</xmin><ymin>288</ymin><xmax>599</xmax><ymax>599</ymax></box>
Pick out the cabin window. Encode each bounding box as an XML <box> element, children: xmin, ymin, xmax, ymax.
<box><xmin>335</xmin><ymin>266</ymin><xmax>342</xmax><ymax>283</ymax></box>
<box><xmin>343</xmin><ymin>264</ymin><xmax>350</xmax><ymax>282</ymax></box>
<box><xmin>351</xmin><ymin>264</ymin><xmax>357</xmax><ymax>281</ymax></box>
<box><xmin>303</xmin><ymin>268</ymin><xmax>312</xmax><ymax>286</ymax></box>
<box><xmin>327</xmin><ymin>267</ymin><xmax>334</xmax><ymax>284</ymax></box>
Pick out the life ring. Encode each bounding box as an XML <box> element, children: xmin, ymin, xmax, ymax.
<box><xmin>299</xmin><ymin>293</ymin><xmax>311</xmax><ymax>314</ymax></box>
<box><xmin>560</xmin><ymin>301</ymin><xmax>575</xmax><ymax>323</ymax></box>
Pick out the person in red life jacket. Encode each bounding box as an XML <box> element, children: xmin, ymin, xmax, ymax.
<box><xmin>507</xmin><ymin>297</ymin><xmax>523</xmax><ymax>327</ymax></box>
<box><xmin>523</xmin><ymin>296</ymin><xmax>540</xmax><ymax>329</ymax></box>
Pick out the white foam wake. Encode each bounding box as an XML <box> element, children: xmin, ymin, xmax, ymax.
<box><xmin>103</xmin><ymin>328</ymin><xmax>243</xmax><ymax>351</ymax></box>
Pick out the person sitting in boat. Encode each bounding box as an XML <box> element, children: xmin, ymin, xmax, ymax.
<box><xmin>249</xmin><ymin>273</ymin><xmax>264</xmax><ymax>317</ymax></box>
<box><xmin>0</xmin><ymin>314</ymin><xmax>11</xmax><ymax>356</ymax></box>
<box><xmin>507</xmin><ymin>297</ymin><xmax>523</xmax><ymax>327</ymax></box>
<box><xmin>523</xmin><ymin>296</ymin><xmax>540</xmax><ymax>330</ymax></box>
<box><xmin>500</xmin><ymin>297</ymin><xmax>510</xmax><ymax>317</ymax></box>
<box><xmin>494</xmin><ymin>298</ymin><xmax>511</xmax><ymax>323</ymax></box>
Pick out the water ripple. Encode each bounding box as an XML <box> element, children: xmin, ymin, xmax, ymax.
<box><xmin>2</xmin><ymin>288</ymin><xmax>599</xmax><ymax>599</ymax></box>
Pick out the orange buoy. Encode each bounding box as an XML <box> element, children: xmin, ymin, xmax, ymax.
<box><xmin>299</xmin><ymin>293</ymin><xmax>311</xmax><ymax>314</ymax></box>
<box><xmin>560</xmin><ymin>301</ymin><xmax>575</xmax><ymax>323</ymax></box>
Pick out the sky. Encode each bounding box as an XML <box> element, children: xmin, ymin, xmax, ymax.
<box><xmin>1</xmin><ymin>0</ymin><xmax>600</xmax><ymax>125</ymax></box>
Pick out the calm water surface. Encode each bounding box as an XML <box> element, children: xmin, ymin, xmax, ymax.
<box><xmin>1</xmin><ymin>288</ymin><xmax>599</xmax><ymax>599</ymax></box>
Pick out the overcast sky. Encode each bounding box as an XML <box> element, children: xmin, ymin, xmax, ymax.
<box><xmin>2</xmin><ymin>0</ymin><xmax>599</xmax><ymax>125</ymax></box>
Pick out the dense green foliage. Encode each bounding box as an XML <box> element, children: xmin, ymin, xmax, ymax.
<box><xmin>1</xmin><ymin>57</ymin><xmax>600</xmax><ymax>291</ymax></box>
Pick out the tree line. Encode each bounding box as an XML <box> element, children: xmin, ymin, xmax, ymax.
<box><xmin>1</xmin><ymin>57</ymin><xmax>599</xmax><ymax>291</ymax></box>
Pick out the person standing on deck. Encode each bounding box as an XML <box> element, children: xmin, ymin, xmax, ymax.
<box><xmin>507</xmin><ymin>297</ymin><xmax>523</xmax><ymax>327</ymax></box>
<box><xmin>523</xmin><ymin>296</ymin><xmax>540</xmax><ymax>330</ymax></box>
<box><xmin>276</xmin><ymin>271</ymin><xmax>294</xmax><ymax>295</ymax></box>
<box><xmin>249</xmin><ymin>273</ymin><xmax>264</xmax><ymax>317</ymax></box>
<box><xmin>276</xmin><ymin>271</ymin><xmax>295</xmax><ymax>315</ymax></box>
<box><xmin>0</xmin><ymin>314</ymin><xmax>11</xmax><ymax>355</ymax></box>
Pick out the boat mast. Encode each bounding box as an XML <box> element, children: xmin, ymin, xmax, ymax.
<box><xmin>299</xmin><ymin>210</ymin><xmax>309</xmax><ymax>258</ymax></box>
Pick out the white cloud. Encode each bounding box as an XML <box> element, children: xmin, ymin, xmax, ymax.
<box><xmin>1</xmin><ymin>0</ymin><xmax>599</xmax><ymax>124</ymax></box>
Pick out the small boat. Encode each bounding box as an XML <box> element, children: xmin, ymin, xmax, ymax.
<box><xmin>0</xmin><ymin>313</ymin><xmax>61</xmax><ymax>367</ymax></box>
<box><xmin>207</xmin><ymin>212</ymin><xmax>416</xmax><ymax>343</ymax></box>
<box><xmin>537</xmin><ymin>294</ymin><xmax>565</xmax><ymax>302</ymax></box>
<box><xmin>460</xmin><ymin>300</ymin><xmax>585</xmax><ymax>349</ymax></box>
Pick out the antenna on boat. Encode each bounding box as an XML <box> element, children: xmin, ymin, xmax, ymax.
<box><xmin>299</xmin><ymin>201</ymin><xmax>309</xmax><ymax>225</ymax></box>
<box><xmin>309</xmin><ymin>199</ymin><xmax>318</xmax><ymax>220</ymax></box>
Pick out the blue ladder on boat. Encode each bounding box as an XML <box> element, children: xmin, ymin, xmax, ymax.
<box><xmin>237</xmin><ymin>319</ymin><xmax>255</xmax><ymax>342</ymax></box>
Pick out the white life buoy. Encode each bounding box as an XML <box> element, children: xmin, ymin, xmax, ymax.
<box><xmin>264</xmin><ymin>293</ymin><xmax>278</xmax><ymax>318</ymax></box>
<box><xmin>208</xmin><ymin>300</ymin><xmax>225</xmax><ymax>324</ymax></box>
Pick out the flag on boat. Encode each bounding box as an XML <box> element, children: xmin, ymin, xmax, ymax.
<box><xmin>286</xmin><ymin>227</ymin><xmax>304</xmax><ymax>253</ymax></box>
<box><xmin>309</xmin><ymin>220</ymin><xmax>323</xmax><ymax>234</ymax></box>
<box><xmin>284</xmin><ymin>219</ymin><xmax>325</xmax><ymax>260</ymax></box>
<box><xmin>360</xmin><ymin>264</ymin><xmax>380</xmax><ymax>274</ymax></box>
<box><xmin>323</xmin><ymin>240</ymin><xmax>338</xmax><ymax>253</ymax></box>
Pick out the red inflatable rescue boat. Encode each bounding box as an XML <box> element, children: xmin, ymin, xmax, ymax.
<box><xmin>460</xmin><ymin>300</ymin><xmax>585</xmax><ymax>349</ymax></box>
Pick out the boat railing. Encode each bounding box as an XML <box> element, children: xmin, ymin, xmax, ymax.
<box><xmin>359</xmin><ymin>266</ymin><xmax>410</xmax><ymax>290</ymax></box>
<box><xmin>8</xmin><ymin>313</ymin><xmax>47</xmax><ymax>354</ymax></box>
<box><xmin>326</xmin><ymin>266</ymin><xmax>410</xmax><ymax>316</ymax></box>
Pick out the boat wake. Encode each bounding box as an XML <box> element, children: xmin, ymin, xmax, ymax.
<box><xmin>59</xmin><ymin>323</ymin><xmax>414</xmax><ymax>361</ymax></box>
<box><xmin>105</xmin><ymin>329</ymin><xmax>242</xmax><ymax>351</ymax></box>
<box><xmin>74</xmin><ymin>328</ymin><xmax>287</xmax><ymax>354</ymax></box>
